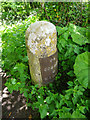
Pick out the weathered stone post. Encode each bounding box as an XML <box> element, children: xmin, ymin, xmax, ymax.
<box><xmin>25</xmin><ymin>21</ymin><xmax>58</xmax><ymax>87</ymax></box>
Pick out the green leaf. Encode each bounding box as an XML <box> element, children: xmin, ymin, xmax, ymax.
<box><xmin>46</xmin><ymin>97</ymin><xmax>51</xmax><ymax>104</ymax></box>
<box><xmin>63</xmin><ymin>31</ymin><xmax>69</xmax><ymax>40</ymax></box>
<box><xmin>65</xmin><ymin>88</ymin><xmax>73</xmax><ymax>95</ymax></box>
<box><xmin>60</xmin><ymin>38</ymin><xmax>67</xmax><ymax>48</ymax></box>
<box><xmin>37</xmin><ymin>96</ymin><xmax>44</xmax><ymax>104</ymax></box>
<box><xmin>24</xmin><ymin>91</ymin><xmax>28</xmax><ymax>98</ymax></box>
<box><xmin>38</xmin><ymin>88</ymin><xmax>44</xmax><ymax>95</ymax></box>
<box><xmin>59</xmin><ymin>112</ymin><xmax>72</xmax><ymax>118</ymax></box>
<box><xmin>79</xmin><ymin>106</ymin><xmax>86</xmax><ymax>114</ymax></box>
<box><xmin>11</xmin><ymin>78</ymin><xmax>16</xmax><ymax>85</ymax></box>
<box><xmin>61</xmin><ymin>107</ymin><xmax>71</xmax><ymax>112</ymax></box>
<box><xmin>72</xmin><ymin>97</ymin><xmax>78</xmax><ymax>105</ymax></box>
<box><xmin>57</xmin><ymin>43</ymin><xmax>63</xmax><ymax>52</ymax></box>
<box><xmin>56</xmin><ymin>101</ymin><xmax>59</xmax><ymax>108</ymax></box>
<box><xmin>67</xmin><ymin>71</ymin><xmax>74</xmax><ymax>77</ymax></box>
<box><xmin>73</xmin><ymin>45</ymin><xmax>80</xmax><ymax>54</ymax></box>
<box><xmin>39</xmin><ymin>104</ymin><xmax>48</xmax><ymax>119</ymax></box>
<box><xmin>77</xmin><ymin>90</ymin><xmax>83</xmax><ymax>96</ymax></box>
<box><xmin>74</xmin><ymin>51</ymin><xmax>90</xmax><ymax>89</ymax></box>
<box><xmin>60</xmin><ymin>99</ymin><xmax>64</xmax><ymax>106</ymax></box>
<box><xmin>49</xmin><ymin>102</ymin><xmax>55</xmax><ymax>113</ymax></box>
<box><xmin>27</xmin><ymin>103</ymin><xmax>31</xmax><ymax>107</ymax></box>
<box><xmin>56</xmin><ymin>26</ymin><xmax>68</xmax><ymax>35</ymax></box>
<box><xmin>65</xmin><ymin>101</ymin><xmax>72</xmax><ymax>107</ymax></box>
<box><xmin>71</xmin><ymin>32</ymin><xmax>88</xmax><ymax>46</ymax></box>
<box><xmin>68</xmin><ymin>23</ymin><xmax>76</xmax><ymax>33</ymax></box>
<box><xmin>71</xmin><ymin>109</ymin><xmax>86</xmax><ymax>118</ymax></box>
<box><xmin>65</xmin><ymin>46</ymin><xmax>74</xmax><ymax>58</ymax></box>
<box><xmin>64</xmin><ymin>94</ymin><xmax>70</xmax><ymax>100</ymax></box>
<box><xmin>67</xmin><ymin>81</ymin><xmax>73</xmax><ymax>86</ymax></box>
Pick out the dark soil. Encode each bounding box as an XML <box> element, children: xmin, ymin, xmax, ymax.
<box><xmin>1</xmin><ymin>72</ymin><xmax>40</xmax><ymax>120</ymax></box>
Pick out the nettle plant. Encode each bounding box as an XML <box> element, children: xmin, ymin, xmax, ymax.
<box><xmin>2</xmin><ymin>21</ymin><xmax>89</xmax><ymax>119</ymax></box>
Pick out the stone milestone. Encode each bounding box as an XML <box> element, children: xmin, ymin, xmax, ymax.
<box><xmin>25</xmin><ymin>21</ymin><xmax>58</xmax><ymax>87</ymax></box>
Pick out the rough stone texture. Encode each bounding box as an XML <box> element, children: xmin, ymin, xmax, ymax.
<box><xmin>25</xmin><ymin>21</ymin><xmax>58</xmax><ymax>87</ymax></box>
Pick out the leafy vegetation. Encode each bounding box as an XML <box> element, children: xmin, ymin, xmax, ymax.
<box><xmin>1</xmin><ymin>1</ymin><xmax>89</xmax><ymax>119</ymax></box>
<box><xmin>1</xmin><ymin>2</ymin><xmax>89</xmax><ymax>27</ymax></box>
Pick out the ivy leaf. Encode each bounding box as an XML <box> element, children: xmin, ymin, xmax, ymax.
<box><xmin>74</xmin><ymin>51</ymin><xmax>90</xmax><ymax>89</ymax></box>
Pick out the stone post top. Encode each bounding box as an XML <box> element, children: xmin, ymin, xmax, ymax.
<box><xmin>26</xmin><ymin>21</ymin><xmax>57</xmax><ymax>57</ymax></box>
<box><xmin>26</xmin><ymin>21</ymin><xmax>56</xmax><ymax>35</ymax></box>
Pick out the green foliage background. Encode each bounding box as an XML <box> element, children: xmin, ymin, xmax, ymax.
<box><xmin>1</xmin><ymin>1</ymin><xmax>89</xmax><ymax>119</ymax></box>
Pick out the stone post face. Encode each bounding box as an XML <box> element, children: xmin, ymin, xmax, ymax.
<box><xmin>25</xmin><ymin>21</ymin><xmax>58</xmax><ymax>87</ymax></box>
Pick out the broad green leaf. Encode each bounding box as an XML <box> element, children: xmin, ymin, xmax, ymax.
<box><xmin>74</xmin><ymin>51</ymin><xmax>90</xmax><ymax>89</ymax></box>
<box><xmin>71</xmin><ymin>32</ymin><xmax>88</xmax><ymax>46</ymax></box>
<box><xmin>76</xmin><ymin>26</ymin><xmax>88</xmax><ymax>37</ymax></box>
<box><xmin>69</xmin><ymin>23</ymin><xmax>88</xmax><ymax>38</ymax></box>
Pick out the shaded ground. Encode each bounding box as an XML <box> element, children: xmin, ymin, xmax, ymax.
<box><xmin>1</xmin><ymin>71</ymin><xmax>40</xmax><ymax>119</ymax></box>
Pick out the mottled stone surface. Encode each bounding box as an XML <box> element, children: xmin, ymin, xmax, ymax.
<box><xmin>25</xmin><ymin>21</ymin><xmax>58</xmax><ymax>87</ymax></box>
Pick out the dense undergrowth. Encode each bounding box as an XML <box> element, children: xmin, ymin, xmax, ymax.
<box><xmin>1</xmin><ymin>2</ymin><xmax>89</xmax><ymax>119</ymax></box>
